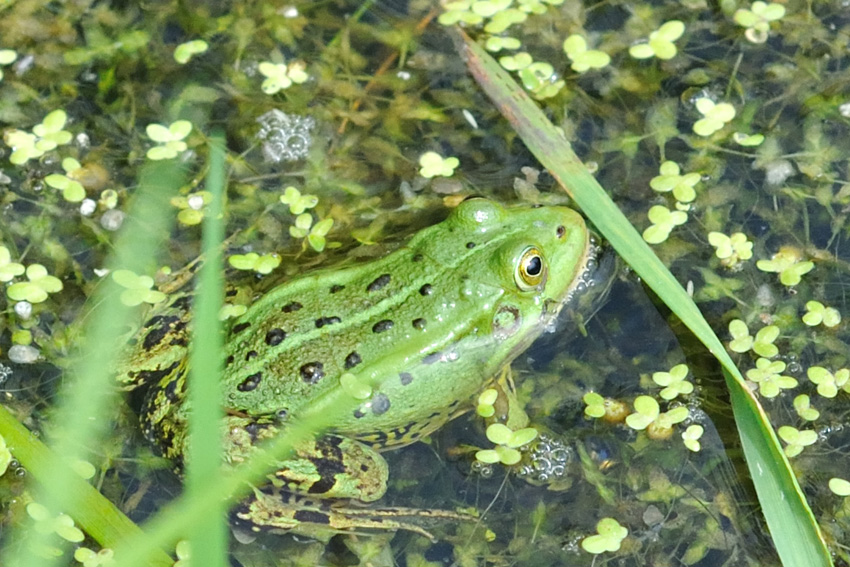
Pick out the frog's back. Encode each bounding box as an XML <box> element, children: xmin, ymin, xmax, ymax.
<box><xmin>221</xmin><ymin>199</ymin><xmax>590</xmax><ymax>447</ymax></box>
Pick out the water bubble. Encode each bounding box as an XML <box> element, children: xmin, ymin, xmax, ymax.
<box><xmin>256</xmin><ymin>110</ymin><xmax>315</xmax><ymax>163</ymax></box>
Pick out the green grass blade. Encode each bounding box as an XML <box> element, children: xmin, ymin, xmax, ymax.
<box><xmin>456</xmin><ymin>30</ymin><xmax>831</xmax><ymax>567</ymax></box>
<box><xmin>0</xmin><ymin>161</ymin><xmax>185</xmax><ymax>567</ymax></box>
<box><xmin>184</xmin><ymin>129</ymin><xmax>228</xmax><ymax>567</ymax></box>
<box><xmin>0</xmin><ymin>404</ymin><xmax>173</xmax><ymax>567</ymax></box>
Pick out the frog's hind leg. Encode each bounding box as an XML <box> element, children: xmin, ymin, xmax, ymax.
<box><xmin>231</xmin><ymin>488</ymin><xmax>475</xmax><ymax>542</ymax></box>
<box><xmin>224</xmin><ymin>417</ymin><xmax>389</xmax><ymax>502</ymax></box>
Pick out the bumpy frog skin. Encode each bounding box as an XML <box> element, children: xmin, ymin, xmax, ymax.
<box><xmin>118</xmin><ymin>198</ymin><xmax>591</xmax><ymax>537</ymax></box>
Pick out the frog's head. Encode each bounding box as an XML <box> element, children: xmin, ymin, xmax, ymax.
<box><xmin>447</xmin><ymin>198</ymin><xmax>591</xmax><ymax>344</ymax></box>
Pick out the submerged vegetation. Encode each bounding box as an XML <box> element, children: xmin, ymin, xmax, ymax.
<box><xmin>0</xmin><ymin>0</ymin><xmax>849</xmax><ymax>566</ymax></box>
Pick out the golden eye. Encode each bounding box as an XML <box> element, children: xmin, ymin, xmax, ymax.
<box><xmin>516</xmin><ymin>246</ymin><xmax>546</xmax><ymax>290</ymax></box>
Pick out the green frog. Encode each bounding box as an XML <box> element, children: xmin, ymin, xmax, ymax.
<box><xmin>118</xmin><ymin>198</ymin><xmax>592</xmax><ymax>539</ymax></box>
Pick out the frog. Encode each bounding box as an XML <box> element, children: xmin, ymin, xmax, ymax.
<box><xmin>117</xmin><ymin>197</ymin><xmax>592</xmax><ymax>540</ymax></box>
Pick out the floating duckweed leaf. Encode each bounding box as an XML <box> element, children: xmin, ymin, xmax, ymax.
<box><xmin>806</xmin><ymin>366</ymin><xmax>849</xmax><ymax>398</ymax></box>
<box><xmin>756</xmin><ymin>246</ymin><xmax>814</xmax><ymax>286</ymax></box>
<box><xmin>734</xmin><ymin>1</ymin><xmax>786</xmax><ymax>43</ymax></box>
<box><xmin>485</xmin><ymin>36</ymin><xmax>521</xmax><ymax>52</ymax></box>
<box><xmin>146</xmin><ymin>120</ymin><xmax>192</xmax><ymax>160</ymax></box>
<box><xmin>483</xmin><ymin>8</ymin><xmax>527</xmax><ymax>33</ymax></box>
<box><xmin>438</xmin><ymin>5</ymin><xmax>484</xmax><ymax>26</ymax></box>
<box><xmin>111</xmin><ymin>269</ymin><xmax>166</xmax><ymax>306</ymax></box>
<box><xmin>0</xmin><ymin>49</ymin><xmax>17</xmax><ymax>65</ymax></box>
<box><xmin>629</xmin><ymin>20</ymin><xmax>685</xmax><ymax>60</ymax></box>
<box><xmin>280</xmin><ymin>186</ymin><xmax>319</xmax><ymax>214</ymax></box>
<box><xmin>495</xmin><ymin>445</ymin><xmax>521</xmax><ymax>465</ymax></box>
<box><xmin>476</xmin><ymin>388</ymin><xmax>498</xmax><ymax>417</ymax></box>
<box><xmin>218</xmin><ymin>304</ymin><xmax>248</xmax><ymax>320</ymax></box>
<box><xmin>258</xmin><ymin>60</ymin><xmax>309</xmax><ymax>94</ymax></box>
<box><xmin>27</xmin><ymin>502</ymin><xmax>85</xmax><ymax>542</ymax></box>
<box><xmin>74</xmin><ymin>547</ymin><xmax>116</xmax><ymax>567</ymax></box>
<box><xmin>71</xmin><ymin>459</ymin><xmax>97</xmax><ymax>480</ymax></box>
<box><xmin>45</xmin><ymin>173</ymin><xmax>86</xmax><ymax>202</ymax></box>
<box><xmin>307</xmin><ymin>217</ymin><xmax>334</xmax><ymax>252</ymax></box>
<box><xmin>682</xmin><ymin>424</ymin><xmax>704</xmax><ymax>452</ymax></box>
<box><xmin>732</xmin><ymin>132</ymin><xmax>765</xmax><ymax>146</ymax></box>
<box><xmin>642</xmin><ymin>205</ymin><xmax>687</xmax><ymax>244</ymax></box>
<box><xmin>0</xmin><ymin>246</ymin><xmax>25</xmax><ymax>282</ymax></box>
<box><xmin>581</xmin><ymin>517</ymin><xmax>628</xmax><ymax>554</ymax></box>
<box><xmin>7</xmin><ymin>264</ymin><xmax>63</xmax><ymax>303</ymax></box>
<box><xmin>708</xmin><ymin>232</ymin><xmax>753</xmax><ymax>267</ymax></box>
<box><xmin>419</xmin><ymin>151</ymin><xmax>460</xmax><ymax>178</ymax></box>
<box><xmin>746</xmin><ymin>358</ymin><xmax>797</xmax><ymax>398</ymax></box>
<box><xmin>649</xmin><ymin>161</ymin><xmax>701</xmax><ymax>203</ymax></box>
<box><xmin>625</xmin><ymin>395</ymin><xmax>659</xmax><ymax>430</ymax></box>
<box><xmin>562</xmin><ymin>35</ymin><xmax>610</xmax><ymax>73</ymax></box>
<box><xmin>498</xmin><ymin>51</ymin><xmax>533</xmax><ymax>71</ymax></box>
<box><xmin>174</xmin><ymin>39</ymin><xmax>209</xmax><ymax>64</ymax></box>
<box><xmin>793</xmin><ymin>395</ymin><xmax>820</xmax><ymax>421</ymax></box>
<box><xmin>777</xmin><ymin>426</ymin><xmax>818</xmax><ymax>458</ymax></box>
<box><xmin>507</xmin><ymin>427</ymin><xmax>538</xmax><ymax>448</ymax></box>
<box><xmin>486</xmin><ymin>423</ymin><xmax>512</xmax><ymax>445</ymax></box>
<box><xmin>829</xmin><ymin>478</ymin><xmax>850</xmax><ymax>497</ymax></box>
<box><xmin>693</xmin><ymin>98</ymin><xmax>736</xmax><ymax>136</ymax></box>
<box><xmin>228</xmin><ymin>252</ymin><xmax>281</xmax><ymax>275</ymax></box>
<box><xmin>802</xmin><ymin>300</ymin><xmax>841</xmax><ymax>328</ymax></box>
<box><xmin>33</xmin><ymin>109</ymin><xmax>73</xmax><ymax>151</ymax></box>
<box><xmin>728</xmin><ymin>319</ymin><xmax>754</xmax><ymax>353</ymax></box>
<box><xmin>475</xmin><ymin>448</ymin><xmax>500</xmax><ymax>464</ymax></box>
<box><xmin>340</xmin><ymin>373</ymin><xmax>372</xmax><ymax>400</ymax></box>
<box><xmin>652</xmin><ymin>364</ymin><xmax>693</xmax><ymax>400</ymax></box>
<box><xmin>583</xmin><ymin>391</ymin><xmax>606</xmax><ymax>418</ymax></box>
<box><xmin>752</xmin><ymin>325</ymin><xmax>780</xmax><ymax>358</ymax></box>
<box><xmin>0</xmin><ymin>434</ymin><xmax>10</xmax><ymax>477</ymax></box>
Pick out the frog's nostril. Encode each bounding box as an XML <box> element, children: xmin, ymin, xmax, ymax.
<box><xmin>556</xmin><ymin>225</ymin><xmax>566</xmax><ymax>238</ymax></box>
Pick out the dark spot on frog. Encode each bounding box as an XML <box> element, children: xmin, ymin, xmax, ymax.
<box><xmin>300</xmin><ymin>362</ymin><xmax>325</xmax><ymax>384</ymax></box>
<box><xmin>304</xmin><ymin>437</ymin><xmax>346</xmax><ymax>495</ymax></box>
<box><xmin>366</xmin><ymin>273</ymin><xmax>391</xmax><ymax>292</ymax></box>
<box><xmin>353</xmin><ymin>406</ymin><xmax>366</xmax><ymax>419</ymax></box>
<box><xmin>372</xmin><ymin>319</ymin><xmax>394</xmax><ymax>333</ymax></box>
<box><xmin>412</xmin><ymin>317</ymin><xmax>426</xmax><ymax>330</ymax></box>
<box><xmin>169</xmin><ymin>335</ymin><xmax>187</xmax><ymax>347</ymax></box>
<box><xmin>164</xmin><ymin>378</ymin><xmax>181</xmax><ymax>402</ymax></box>
<box><xmin>419</xmin><ymin>283</ymin><xmax>432</xmax><ymax>296</ymax></box>
<box><xmin>225</xmin><ymin>288</ymin><xmax>238</xmax><ymax>297</ymax></box>
<box><xmin>244</xmin><ymin>421</ymin><xmax>260</xmax><ymax>440</ymax></box>
<box><xmin>265</xmin><ymin>328</ymin><xmax>286</xmax><ymax>346</ymax></box>
<box><xmin>134</xmin><ymin>361</ymin><xmax>180</xmax><ymax>387</ymax></box>
<box><xmin>315</xmin><ymin>316</ymin><xmax>341</xmax><ymax>328</ymax></box>
<box><xmin>231</xmin><ymin>321</ymin><xmax>251</xmax><ymax>335</ymax></box>
<box><xmin>237</xmin><ymin>372</ymin><xmax>262</xmax><ymax>392</ymax></box>
<box><xmin>276</xmin><ymin>409</ymin><xmax>288</xmax><ymax>422</ymax></box>
<box><xmin>360</xmin><ymin>464</ymin><xmax>369</xmax><ymax>472</ymax></box>
<box><xmin>412</xmin><ymin>253</ymin><xmax>424</xmax><ymax>262</ymax></box>
<box><xmin>329</xmin><ymin>284</ymin><xmax>345</xmax><ymax>294</ymax></box>
<box><xmin>371</xmin><ymin>393</ymin><xmax>390</xmax><ymax>415</ymax></box>
<box><xmin>142</xmin><ymin>315</ymin><xmax>181</xmax><ymax>349</ymax></box>
<box><xmin>399</xmin><ymin>372</ymin><xmax>413</xmax><ymax>386</ymax></box>
<box><xmin>556</xmin><ymin>225</ymin><xmax>566</xmax><ymax>238</ymax></box>
<box><xmin>245</xmin><ymin>350</ymin><xmax>258</xmax><ymax>361</ymax></box>
<box><xmin>226</xmin><ymin>354</ymin><xmax>235</xmax><ymax>365</ymax></box>
<box><xmin>293</xmin><ymin>510</ymin><xmax>331</xmax><ymax>524</ymax></box>
<box><xmin>281</xmin><ymin>301</ymin><xmax>303</xmax><ymax>313</ymax></box>
<box><xmin>345</xmin><ymin>351</ymin><xmax>362</xmax><ymax>369</ymax></box>
<box><xmin>465</xmin><ymin>241</ymin><xmax>476</xmax><ymax>249</ymax></box>
<box><xmin>423</xmin><ymin>351</ymin><xmax>442</xmax><ymax>365</ymax></box>
<box><xmin>170</xmin><ymin>295</ymin><xmax>193</xmax><ymax>311</ymax></box>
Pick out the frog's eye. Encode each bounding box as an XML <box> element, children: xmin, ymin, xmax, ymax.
<box><xmin>515</xmin><ymin>246</ymin><xmax>547</xmax><ymax>290</ymax></box>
